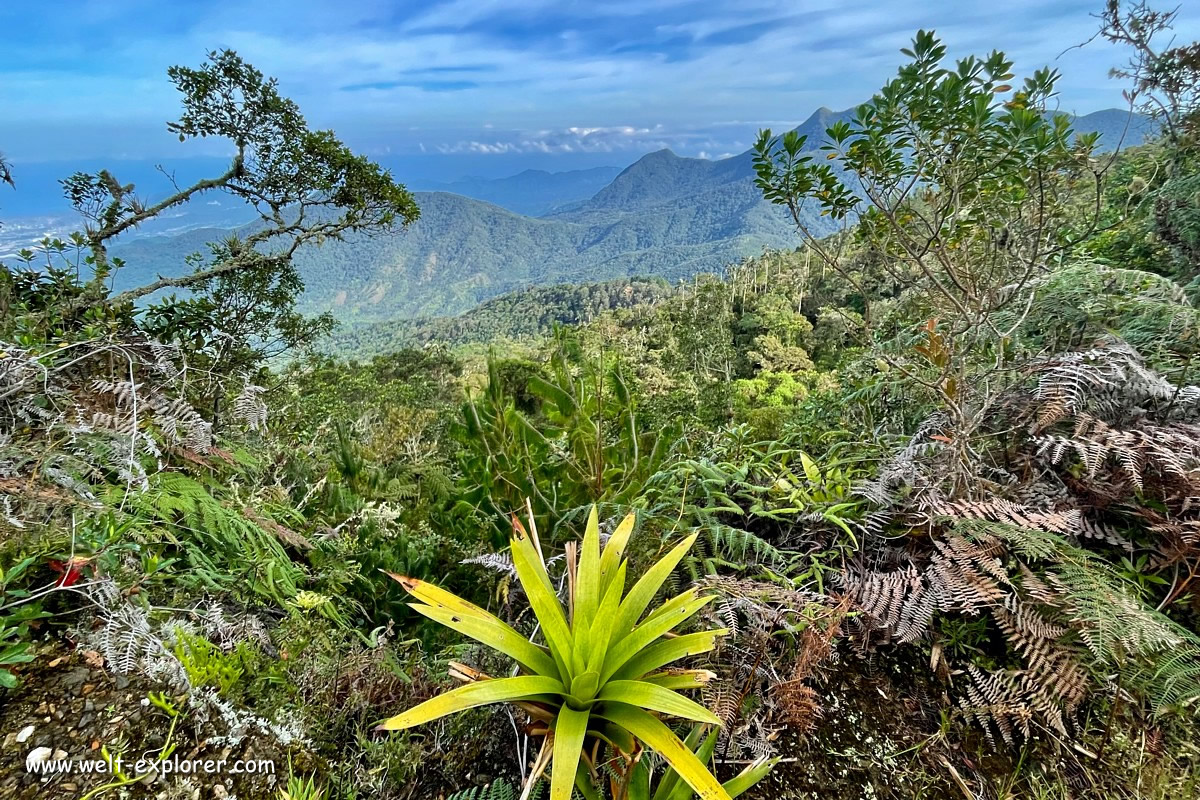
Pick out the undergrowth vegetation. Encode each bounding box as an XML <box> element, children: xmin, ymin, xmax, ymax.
<box><xmin>2</xmin><ymin>3</ymin><xmax>1200</xmax><ymax>798</ymax></box>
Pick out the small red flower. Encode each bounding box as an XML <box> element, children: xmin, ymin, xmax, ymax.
<box><xmin>48</xmin><ymin>558</ymin><xmax>90</xmax><ymax>587</ymax></box>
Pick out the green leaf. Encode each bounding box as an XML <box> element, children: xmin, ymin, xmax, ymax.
<box><xmin>611</xmin><ymin>630</ymin><xmax>725</xmax><ymax>681</ymax></box>
<box><xmin>641</xmin><ymin>670</ymin><xmax>717</xmax><ymax>690</ymax></box>
<box><xmin>529</xmin><ymin>375</ymin><xmax>578</xmax><ymax>416</ymax></box>
<box><xmin>604</xmin><ymin>594</ymin><xmax>716</xmax><ymax>682</ymax></box>
<box><xmin>586</xmin><ymin>563</ymin><xmax>629</xmax><ymax>674</ymax></box>
<box><xmin>511</xmin><ymin>535</ymin><xmax>576</xmax><ymax>677</ymax></box>
<box><xmin>666</xmin><ymin>730</ymin><xmax>719</xmax><ymax>800</ymax></box>
<box><xmin>551</xmin><ymin>706</ymin><xmax>591</xmax><ymax>800</ymax></box>
<box><xmin>576</xmin><ymin>505</ymin><xmax>602</xmax><ymax>623</ymax></box>
<box><xmin>597</xmin><ymin>703</ymin><xmax>731</xmax><ymax>800</ymax></box>
<box><xmin>629</xmin><ymin>761</ymin><xmax>652</xmax><ymax>800</ymax></box>
<box><xmin>723</xmin><ymin>759</ymin><xmax>777</xmax><ymax>798</ymax></box>
<box><xmin>409</xmin><ymin>602</ymin><xmax>559</xmax><ymax>678</ymax></box>
<box><xmin>377</xmin><ymin>676</ymin><xmax>565</xmax><ymax>730</ymax></box>
<box><xmin>599</xmin><ymin>681</ymin><xmax>720</xmax><ymax>724</ymax></box>
<box><xmin>570</xmin><ymin>671</ymin><xmax>601</xmax><ymax>702</ymax></box>
<box><xmin>599</xmin><ymin>512</ymin><xmax>636</xmax><ymax>595</ymax></box>
<box><xmin>610</xmin><ymin>534</ymin><xmax>700</xmax><ymax>643</ymax></box>
<box><xmin>653</xmin><ymin>725</ymin><xmax>709</xmax><ymax>800</ymax></box>
<box><xmin>574</xmin><ymin>758</ymin><xmax>602</xmax><ymax>800</ymax></box>
<box><xmin>799</xmin><ymin>452</ymin><xmax>821</xmax><ymax>484</ymax></box>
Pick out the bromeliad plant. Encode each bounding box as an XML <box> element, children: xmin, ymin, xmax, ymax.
<box><xmin>632</xmin><ymin>724</ymin><xmax>775</xmax><ymax>800</ymax></box>
<box><xmin>380</xmin><ymin>506</ymin><xmax>737</xmax><ymax>800</ymax></box>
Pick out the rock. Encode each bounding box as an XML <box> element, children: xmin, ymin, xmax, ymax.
<box><xmin>62</xmin><ymin>667</ymin><xmax>91</xmax><ymax>689</ymax></box>
<box><xmin>51</xmin><ymin>749</ymin><xmax>67</xmax><ymax>760</ymax></box>
<box><xmin>24</xmin><ymin>747</ymin><xmax>52</xmax><ymax>771</ymax></box>
<box><xmin>115</xmin><ymin>676</ymin><xmax>130</xmax><ymax>690</ymax></box>
<box><xmin>15</xmin><ymin>725</ymin><xmax>34</xmax><ymax>744</ymax></box>
<box><xmin>212</xmin><ymin>786</ymin><xmax>229</xmax><ymax>799</ymax></box>
<box><xmin>78</xmin><ymin>713</ymin><xmax>94</xmax><ymax>729</ymax></box>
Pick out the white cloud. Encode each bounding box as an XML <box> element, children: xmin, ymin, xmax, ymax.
<box><xmin>2</xmin><ymin>0</ymin><xmax>1198</xmax><ymax>163</ymax></box>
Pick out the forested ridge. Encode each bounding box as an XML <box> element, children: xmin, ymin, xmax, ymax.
<box><xmin>100</xmin><ymin>110</ymin><xmax>1150</xmax><ymax>325</ymax></box>
<box><xmin>2</xmin><ymin>4</ymin><xmax>1200</xmax><ymax>800</ymax></box>
<box><xmin>321</xmin><ymin>277</ymin><xmax>675</xmax><ymax>357</ymax></box>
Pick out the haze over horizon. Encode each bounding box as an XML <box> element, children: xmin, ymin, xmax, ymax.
<box><xmin>3</xmin><ymin>0</ymin><xmax>1198</xmax><ymax>186</ymax></box>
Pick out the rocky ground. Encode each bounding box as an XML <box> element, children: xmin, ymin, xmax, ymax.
<box><xmin>0</xmin><ymin>643</ymin><xmax>301</xmax><ymax>800</ymax></box>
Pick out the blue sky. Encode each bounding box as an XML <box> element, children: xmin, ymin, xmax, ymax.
<box><xmin>1</xmin><ymin>0</ymin><xmax>1197</xmax><ymax>180</ymax></box>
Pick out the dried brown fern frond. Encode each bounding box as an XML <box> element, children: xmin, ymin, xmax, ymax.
<box><xmin>1036</xmin><ymin>416</ymin><xmax>1200</xmax><ymax>492</ymax></box>
<box><xmin>1026</xmin><ymin>338</ymin><xmax>1198</xmax><ymax>430</ymax></box>
<box><xmin>769</xmin><ymin>597</ymin><xmax>849</xmax><ymax>734</ymax></box>
<box><xmin>959</xmin><ymin>666</ymin><xmax>1045</xmax><ymax>745</ymax></box>
<box><xmin>772</xmin><ymin>678</ymin><xmax>822</xmax><ymax>733</ymax></box>
<box><xmin>991</xmin><ymin>599</ymin><xmax>1088</xmax><ymax>710</ymax></box>
<box><xmin>933</xmin><ymin>498</ymin><xmax>1078</xmax><ymax>535</ymax></box>
<box><xmin>701</xmin><ymin>675</ymin><xmax>741</xmax><ymax>728</ymax></box>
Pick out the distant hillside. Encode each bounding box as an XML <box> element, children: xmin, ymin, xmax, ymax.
<box><xmin>421</xmin><ymin>166</ymin><xmax>623</xmax><ymax>216</ymax></box>
<box><xmin>1073</xmin><ymin>108</ymin><xmax>1157</xmax><ymax>150</ymax></box>
<box><xmin>563</xmin><ymin>107</ymin><xmax>851</xmax><ymax>216</ymax></box>
<box><xmin>110</xmin><ymin>189</ymin><xmax>783</xmax><ymax>321</ymax></box>
<box><xmin>107</xmin><ymin>107</ymin><xmax>1155</xmax><ymax>323</ymax></box>
<box><xmin>0</xmin><ymin>164</ymin><xmax>621</xmax><ymax>255</ymax></box>
<box><xmin>321</xmin><ymin>277</ymin><xmax>674</xmax><ymax>357</ymax></box>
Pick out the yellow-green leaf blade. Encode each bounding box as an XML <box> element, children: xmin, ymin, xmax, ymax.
<box><xmin>585</xmin><ymin>562</ymin><xmax>628</xmax><ymax>674</ymax></box>
<box><xmin>723</xmin><ymin>759</ymin><xmax>777</xmax><ymax>798</ymax></box>
<box><xmin>385</xmin><ymin>572</ymin><xmax>497</xmax><ymax>622</ymax></box>
<box><xmin>511</xmin><ymin>534</ymin><xmax>576</xmax><ymax>677</ymax></box>
<box><xmin>641</xmin><ymin>670</ymin><xmax>716</xmax><ymax>690</ymax></box>
<box><xmin>653</xmin><ymin>725</ymin><xmax>710</xmax><ymax>800</ymax></box>
<box><xmin>599</xmin><ymin>680</ymin><xmax>720</xmax><ymax>724</ymax></box>
<box><xmin>611</xmin><ymin>630</ymin><xmax>725</xmax><ymax>681</ymax></box>
<box><xmin>599</xmin><ymin>512</ymin><xmax>636</xmax><ymax>593</ymax></box>
<box><xmin>377</xmin><ymin>676</ymin><xmax>565</xmax><ymax>731</ymax></box>
<box><xmin>611</xmin><ymin>534</ymin><xmax>699</xmax><ymax>643</ymax></box>
<box><xmin>597</xmin><ymin>703</ymin><xmax>731</xmax><ymax>800</ymax></box>
<box><xmin>551</xmin><ymin>706</ymin><xmax>591</xmax><ymax>800</ymax></box>
<box><xmin>409</xmin><ymin>603</ymin><xmax>559</xmax><ymax>678</ymax></box>
<box><xmin>576</xmin><ymin>505</ymin><xmax>602</xmax><ymax>623</ymax></box>
<box><xmin>604</xmin><ymin>594</ymin><xmax>716</xmax><ymax>682</ymax></box>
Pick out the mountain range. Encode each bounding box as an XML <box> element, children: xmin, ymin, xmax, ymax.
<box><xmin>419</xmin><ymin>167</ymin><xmax>622</xmax><ymax>216</ymax></box>
<box><xmin>31</xmin><ymin>107</ymin><xmax>1159</xmax><ymax>323</ymax></box>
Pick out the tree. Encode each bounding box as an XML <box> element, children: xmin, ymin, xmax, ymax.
<box><xmin>4</xmin><ymin>50</ymin><xmax>419</xmax><ymax>416</ymax></box>
<box><xmin>1097</xmin><ymin>0</ymin><xmax>1200</xmax><ymax>150</ymax></box>
<box><xmin>1092</xmin><ymin>2</ymin><xmax>1200</xmax><ymax>278</ymax></box>
<box><xmin>753</xmin><ymin>31</ymin><xmax>1104</xmax><ymax>494</ymax></box>
<box><xmin>63</xmin><ymin>50</ymin><xmax>418</xmax><ymax>305</ymax></box>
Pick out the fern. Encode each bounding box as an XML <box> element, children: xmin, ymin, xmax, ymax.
<box><xmin>964</xmin><ymin>519</ymin><xmax>1200</xmax><ymax>714</ymax></box>
<box><xmin>127</xmin><ymin>472</ymin><xmax>306</xmax><ymax>605</ymax></box>
<box><xmin>447</xmin><ymin>779</ymin><xmax>544</xmax><ymax>800</ymax></box>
